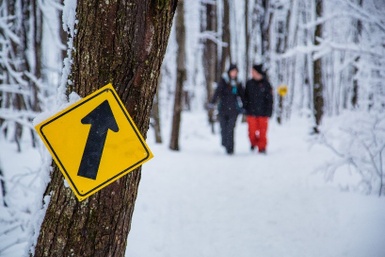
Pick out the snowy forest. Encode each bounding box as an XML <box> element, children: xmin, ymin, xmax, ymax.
<box><xmin>1</xmin><ymin>0</ymin><xmax>385</xmax><ymax>256</ymax></box>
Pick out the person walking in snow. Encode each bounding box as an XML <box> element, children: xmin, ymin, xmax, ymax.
<box><xmin>243</xmin><ymin>64</ymin><xmax>273</xmax><ymax>154</ymax></box>
<box><xmin>209</xmin><ymin>64</ymin><xmax>244</xmax><ymax>155</ymax></box>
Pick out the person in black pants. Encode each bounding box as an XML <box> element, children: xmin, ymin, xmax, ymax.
<box><xmin>209</xmin><ymin>64</ymin><xmax>244</xmax><ymax>154</ymax></box>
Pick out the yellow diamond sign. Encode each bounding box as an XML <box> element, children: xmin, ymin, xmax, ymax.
<box><xmin>277</xmin><ymin>84</ymin><xmax>288</xmax><ymax>97</ymax></box>
<box><xmin>35</xmin><ymin>83</ymin><xmax>153</xmax><ymax>201</ymax></box>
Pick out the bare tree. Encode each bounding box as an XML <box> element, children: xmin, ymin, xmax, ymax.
<box><xmin>269</xmin><ymin>1</ymin><xmax>291</xmax><ymax>124</ymax></box>
<box><xmin>170</xmin><ymin>0</ymin><xmax>186</xmax><ymax>151</ymax></box>
<box><xmin>202</xmin><ymin>1</ymin><xmax>218</xmax><ymax>133</ymax></box>
<box><xmin>33</xmin><ymin>1</ymin><xmax>177</xmax><ymax>256</ymax></box>
<box><xmin>351</xmin><ymin>0</ymin><xmax>362</xmax><ymax>108</ymax></box>
<box><xmin>151</xmin><ymin>74</ymin><xmax>163</xmax><ymax>144</ymax></box>
<box><xmin>313</xmin><ymin>0</ymin><xmax>324</xmax><ymax>133</ymax></box>
<box><xmin>244</xmin><ymin>0</ymin><xmax>250</xmax><ymax>83</ymax></box>
<box><xmin>257</xmin><ymin>0</ymin><xmax>272</xmax><ymax>64</ymax></box>
<box><xmin>219</xmin><ymin>0</ymin><xmax>231</xmax><ymax>77</ymax></box>
<box><xmin>0</xmin><ymin>166</ymin><xmax>5</xmax><ymax>207</ymax></box>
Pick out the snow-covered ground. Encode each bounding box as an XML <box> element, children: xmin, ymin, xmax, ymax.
<box><xmin>125</xmin><ymin>112</ymin><xmax>385</xmax><ymax>257</ymax></box>
<box><xmin>1</xmin><ymin>111</ymin><xmax>385</xmax><ymax>257</ymax></box>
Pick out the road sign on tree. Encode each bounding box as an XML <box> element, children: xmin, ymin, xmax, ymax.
<box><xmin>36</xmin><ymin>84</ymin><xmax>153</xmax><ymax>201</ymax></box>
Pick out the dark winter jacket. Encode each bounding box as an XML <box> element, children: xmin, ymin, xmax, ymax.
<box><xmin>243</xmin><ymin>77</ymin><xmax>273</xmax><ymax>117</ymax></box>
<box><xmin>210</xmin><ymin>73</ymin><xmax>244</xmax><ymax>116</ymax></box>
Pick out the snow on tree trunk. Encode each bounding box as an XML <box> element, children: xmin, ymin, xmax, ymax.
<box><xmin>32</xmin><ymin>1</ymin><xmax>177</xmax><ymax>256</ymax></box>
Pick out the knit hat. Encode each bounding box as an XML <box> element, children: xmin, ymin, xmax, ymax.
<box><xmin>228</xmin><ymin>64</ymin><xmax>238</xmax><ymax>73</ymax></box>
<box><xmin>252</xmin><ymin>64</ymin><xmax>264</xmax><ymax>74</ymax></box>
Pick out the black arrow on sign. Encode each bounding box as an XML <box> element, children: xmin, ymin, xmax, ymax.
<box><xmin>77</xmin><ymin>100</ymin><xmax>119</xmax><ymax>180</ymax></box>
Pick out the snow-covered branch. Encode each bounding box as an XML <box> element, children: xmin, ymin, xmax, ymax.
<box><xmin>199</xmin><ymin>30</ymin><xmax>228</xmax><ymax>47</ymax></box>
<box><xmin>0</xmin><ymin>16</ymin><xmax>21</xmax><ymax>44</ymax></box>
<box><xmin>200</xmin><ymin>0</ymin><xmax>216</xmax><ymax>5</ymax></box>
<box><xmin>338</xmin><ymin>0</ymin><xmax>385</xmax><ymax>33</ymax></box>
<box><xmin>37</xmin><ymin>0</ymin><xmax>66</xmax><ymax>51</ymax></box>
<box><xmin>317</xmin><ymin>111</ymin><xmax>385</xmax><ymax>196</ymax></box>
<box><xmin>277</xmin><ymin>37</ymin><xmax>384</xmax><ymax>64</ymax></box>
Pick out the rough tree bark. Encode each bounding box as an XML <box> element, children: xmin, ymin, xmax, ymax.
<box><xmin>169</xmin><ymin>0</ymin><xmax>186</xmax><ymax>151</ymax></box>
<box><xmin>33</xmin><ymin>1</ymin><xmax>177</xmax><ymax>256</ymax></box>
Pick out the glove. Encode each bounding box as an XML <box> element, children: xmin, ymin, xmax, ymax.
<box><xmin>206</xmin><ymin>103</ymin><xmax>215</xmax><ymax>110</ymax></box>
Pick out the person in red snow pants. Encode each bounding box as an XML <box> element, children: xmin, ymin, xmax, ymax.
<box><xmin>246</xmin><ymin>116</ymin><xmax>269</xmax><ymax>152</ymax></box>
<box><xmin>243</xmin><ymin>64</ymin><xmax>273</xmax><ymax>153</ymax></box>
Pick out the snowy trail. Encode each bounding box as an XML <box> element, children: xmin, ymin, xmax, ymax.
<box><xmin>126</xmin><ymin>112</ymin><xmax>385</xmax><ymax>257</ymax></box>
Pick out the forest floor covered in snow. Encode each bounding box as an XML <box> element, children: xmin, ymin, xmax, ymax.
<box><xmin>1</xmin><ymin>111</ymin><xmax>385</xmax><ymax>257</ymax></box>
<box><xmin>125</xmin><ymin>112</ymin><xmax>385</xmax><ymax>257</ymax></box>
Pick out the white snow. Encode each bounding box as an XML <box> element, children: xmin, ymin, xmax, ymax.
<box><xmin>1</xmin><ymin>110</ymin><xmax>385</xmax><ymax>257</ymax></box>
<box><xmin>124</xmin><ymin>111</ymin><xmax>385</xmax><ymax>257</ymax></box>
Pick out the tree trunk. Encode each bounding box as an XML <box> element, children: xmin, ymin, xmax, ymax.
<box><xmin>245</xmin><ymin>0</ymin><xmax>250</xmax><ymax>83</ymax></box>
<box><xmin>33</xmin><ymin>1</ymin><xmax>177</xmax><ymax>256</ymax></box>
<box><xmin>259</xmin><ymin>0</ymin><xmax>271</xmax><ymax>63</ymax></box>
<box><xmin>203</xmin><ymin>2</ymin><xmax>217</xmax><ymax>133</ymax></box>
<box><xmin>152</xmin><ymin>74</ymin><xmax>163</xmax><ymax>144</ymax></box>
<box><xmin>169</xmin><ymin>0</ymin><xmax>186</xmax><ymax>151</ymax></box>
<box><xmin>59</xmin><ymin>0</ymin><xmax>68</xmax><ymax>63</ymax></box>
<box><xmin>219</xmin><ymin>0</ymin><xmax>231</xmax><ymax>78</ymax></box>
<box><xmin>0</xmin><ymin>166</ymin><xmax>6</xmax><ymax>207</ymax></box>
<box><xmin>351</xmin><ymin>0</ymin><xmax>362</xmax><ymax>108</ymax></box>
<box><xmin>313</xmin><ymin>0</ymin><xmax>324</xmax><ymax>133</ymax></box>
<box><xmin>29</xmin><ymin>0</ymin><xmax>43</xmax><ymax>112</ymax></box>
